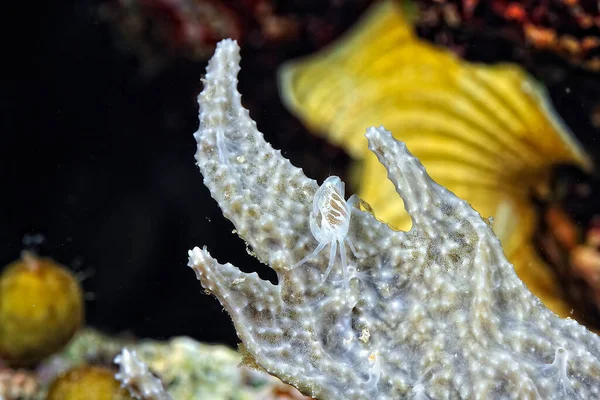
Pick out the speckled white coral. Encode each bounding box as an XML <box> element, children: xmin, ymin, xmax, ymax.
<box><xmin>188</xmin><ymin>39</ymin><xmax>600</xmax><ymax>399</ymax></box>
<box><xmin>114</xmin><ymin>348</ymin><xmax>172</xmax><ymax>400</ymax></box>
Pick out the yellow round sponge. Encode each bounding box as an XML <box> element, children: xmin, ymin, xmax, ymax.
<box><xmin>0</xmin><ymin>252</ymin><xmax>84</xmax><ymax>366</ymax></box>
<box><xmin>47</xmin><ymin>365</ymin><xmax>134</xmax><ymax>400</ymax></box>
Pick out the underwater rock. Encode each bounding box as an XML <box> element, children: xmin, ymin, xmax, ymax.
<box><xmin>100</xmin><ymin>0</ymin><xmax>373</xmax><ymax>71</ymax></box>
<box><xmin>0</xmin><ymin>367</ymin><xmax>38</xmax><ymax>400</ymax></box>
<box><xmin>414</xmin><ymin>0</ymin><xmax>600</xmax><ymax>71</ymax></box>
<box><xmin>37</xmin><ymin>329</ymin><xmax>309</xmax><ymax>400</ymax></box>
<box><xmin>536</xmin><ymin>166</ymin><xmax>600</xmax><ymax>329</ymax></box>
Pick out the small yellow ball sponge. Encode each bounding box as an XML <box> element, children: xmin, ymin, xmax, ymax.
<box><xmin>47</xmin><ymin>365</ymin><xmax>134</xmax><ymax>400</ymax></box>
<box><xmin>0</xmin><ymin>252</ymin><xmax>84</xmax><ymax>366</ymax></box>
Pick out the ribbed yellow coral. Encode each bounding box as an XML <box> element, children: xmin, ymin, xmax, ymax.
<box><xmin>278</xmin><ymin>0</ymin><xmax>592</xmax><ymax>318</ymax></box>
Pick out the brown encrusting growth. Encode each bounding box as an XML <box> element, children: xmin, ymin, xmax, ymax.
<box><xmin>414</xmin><ymin>0</ymin><xmax>600</xmax><ymax>71</ymax></box>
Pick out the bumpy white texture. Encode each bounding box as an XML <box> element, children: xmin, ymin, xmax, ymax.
<box><xmin>188</xmin><ymin>39</ymin><xmax>600</xmax><ymax>399</ymax></box>
<box><xmin>114</xmin><ymin>349</ymin><xmax>172</xmax><ymax>400</ymax></box>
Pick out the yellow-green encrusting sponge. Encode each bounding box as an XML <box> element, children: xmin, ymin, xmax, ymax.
<box><xmin>0</xmin><ymin>252</ymin><xmax>84</xmax><ymax>366</ymax></box>
<box><xmin>47</xmin><ymin>365</ymin><xmax>134</xmax><ymax>400</ymax></box>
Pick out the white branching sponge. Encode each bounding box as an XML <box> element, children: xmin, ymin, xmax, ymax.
<box><xmin>188</xmin><ymin>39</ymin><xmax>600</xmax><ymax>399</ymax></box>
<box><xmin>114</xmin><ymin>348</ymin><xmax>172</xmax><ymax>400</ymax></box>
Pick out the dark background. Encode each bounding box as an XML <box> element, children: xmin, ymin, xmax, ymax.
<box><xmin>3</xmin><ymin>0</ymin><xmax>599</xmax><ymax>346</ymax></box>
<box><xmin>1</xmin><ymin>0</ymin><xmax>360</xmax><ymax>346</ymax></box>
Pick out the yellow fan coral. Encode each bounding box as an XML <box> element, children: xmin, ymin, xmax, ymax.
<box><xmin>278</xmin><ymin>0</ymin><xmax>592</xmax><ymax>318</ymax></box>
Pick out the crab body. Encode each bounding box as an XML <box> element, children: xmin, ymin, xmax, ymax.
<box><xmin>290</xmin><ymin>176</ymin><xmax>361</xmax><ymax>288</ymax></box>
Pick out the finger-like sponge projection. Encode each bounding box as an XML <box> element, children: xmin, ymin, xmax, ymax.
<box><xmin>188</xmin><ymin>39</ymin><xmax>600</xmax><ymax>400</ymax></box>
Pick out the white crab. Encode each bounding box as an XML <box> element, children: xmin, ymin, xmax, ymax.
<box><xmin>290</xmin><ymin>176</ymin><xmax>362</xmax><ymax>288</ymax></box>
